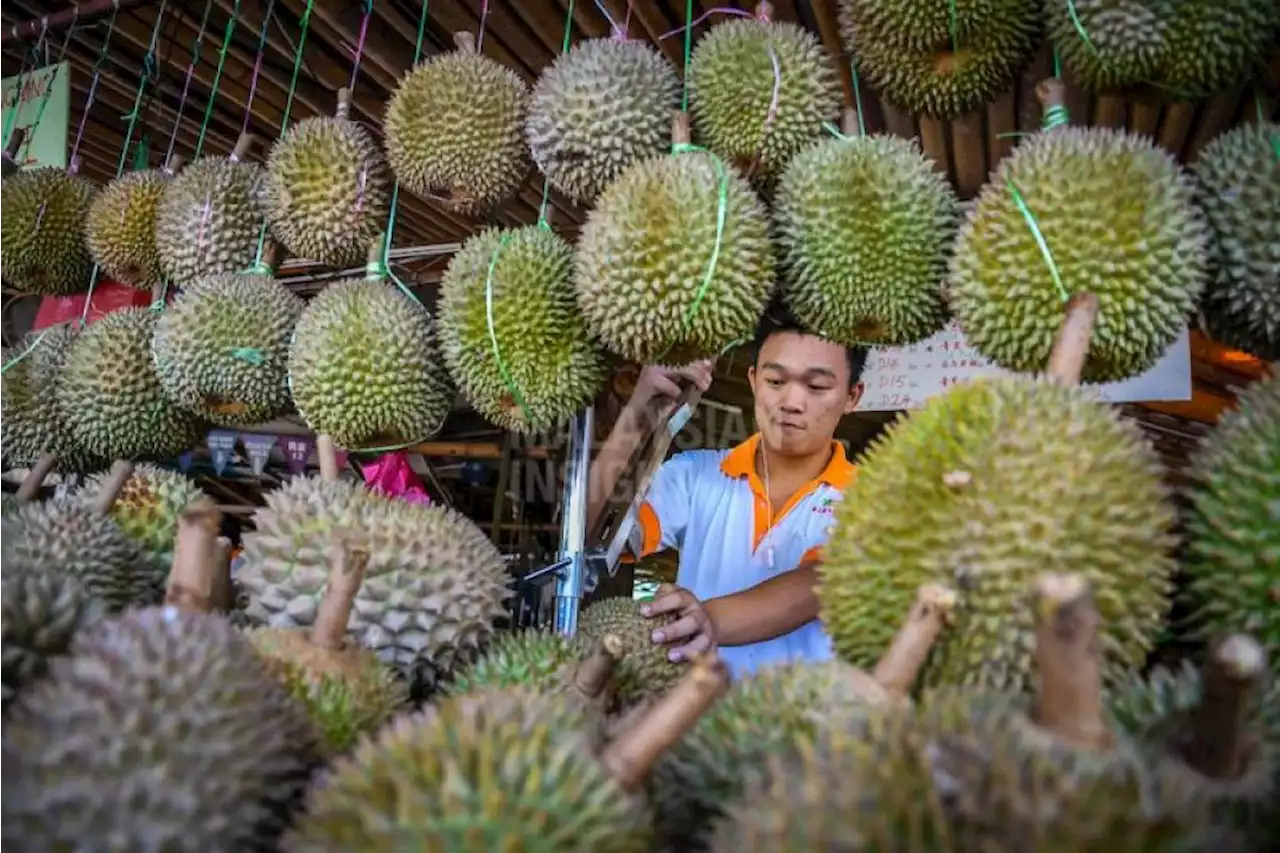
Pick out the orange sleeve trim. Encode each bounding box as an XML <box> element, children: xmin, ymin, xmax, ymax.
<box><xmin>637</xmin><ymin>501</ymin><xmax>662</xmax><ymax>558</ymax></box>
<box><xmin>799</xmin><ymin>545</ymin><xmax>824</xmax><ymax>566</ymax></box>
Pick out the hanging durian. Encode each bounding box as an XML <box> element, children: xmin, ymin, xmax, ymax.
<box><xmin>154</xmin><ymin>132</ymin><xmax>271</xmax><ymax>284</ymax></box>
<box><xmin>1045</xmin><ymin>0</ymin><xmax>1172</xmax><ymax>92</ymax></box>
<box><xmin>265</xmin><ymin>87</ymin><xmax>391</xmax><ymax>268</ymax></box>
<box><xmin>1154</xmin><ymin>1</ymin><xmax>1280</xmax><ymax>96</ymax></box>
<box><xmin>687</xmin><ymin>2</ymin><xmax>841</xmax><ymax>182</ymax></box>
<box><xmin>575</xmin><ymin>111</ymin><xmax>775</xmax><ymax>365</ymax></box>
<box><xmin>526</xmin><ymin>33</ymin><xmax>680</xmax><ymax>204</ymax></box>
<box><xmin>437</xmin><ymin>224</ymin><xmax>610</xmax><ymax>432</ymax></box>
<box><xmin>384</xmin><ymin>30</ymin><xmax>530</xmax><ymax>217</ymax></box>
<box><xmin>84</xmin><ymin>154</ymin><xmax>184</xmax><ymax>291</ymax></box>
<box><xmin>152</xmin><ymin>241</ymin><xmax>305</xmax><ymax>426</ymax></box>
<box><xmin>1</xmin><ymin>564</ymin><xmax>101</xmax><ymax>714</ymax></box>
<box><xmin>0</xmin><ymin>156</ymin><xmax>96</xmax><ymax>295</ymax></box>
<box><xmin>947</xmin><ymin>78</ymin><xmax>1208</xmax><ymax>382</ymax></box>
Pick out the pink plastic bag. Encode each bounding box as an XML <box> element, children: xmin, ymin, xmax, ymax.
<box><xmin>361</xmin><ymin>451</ymin><xmax>432</xmax><ymax>506</ymax></box>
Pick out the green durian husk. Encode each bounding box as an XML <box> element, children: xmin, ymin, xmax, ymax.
<box><xmin>0</xmin><ymin>165</ymin><xmax>95</xmax><ymax>295</ymax></box>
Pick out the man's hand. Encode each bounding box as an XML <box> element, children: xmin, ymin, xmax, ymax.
<box><xmin>627</xmin><ymin>361</ymin><xmax>715</xmax><ymax>422</ymax></box>
<box><xmin>640</xmin><ymin>583</ymin><xmax>716</xmax><ymax>662</ymax></box>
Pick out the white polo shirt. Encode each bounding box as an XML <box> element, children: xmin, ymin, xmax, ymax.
<box><xmin>627</xmin><ymin>433</ymin><xmax>856</xmax><ymax>677</ymax></box>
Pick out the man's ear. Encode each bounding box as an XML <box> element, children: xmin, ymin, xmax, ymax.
<box><xmin>844</xmin><ymin>381</ymin><xmax>864</xmax><ymax>414</ymax></box>
<box><xmin>746</xmin><ymin>364</ymin><xmax>757</xmax><ymax>394</ymax></box>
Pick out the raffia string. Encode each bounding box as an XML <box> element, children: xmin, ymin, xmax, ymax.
<box><xmin>347</xmin><ymin>0</ymin><xmax>373</xmax><ymax>95</ymax></box>
<box><xmin>240</xmin><ymin>0</ymin><xmax>276</xmax><ymax>137</ymax></box>
<box><xmin>165</xmin><ymin>0</ymin><xmax>214</xmax><ymax>164</ymax></box>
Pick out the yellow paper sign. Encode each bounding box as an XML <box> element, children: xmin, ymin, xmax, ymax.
<box><xmin>2</xmin><ymin>61</ymin><xmax>70</xmax><ymax>171</ymax></box>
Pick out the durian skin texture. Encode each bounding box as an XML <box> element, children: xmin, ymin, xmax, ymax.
<box><xmin>686</xmin><ymin>15</ymin><xmax>841</xmax><ymax>180</ymax></box>
<box><xmin>384</xmin><ymin>45</ymin><xmax>530</xmax><ymax>217</ymax></box>
<box><xmin>947</xmin><ymin>126</ymin><xmax>1208</xmax><ymax>382</ymax></box>
<box><xmin>444</xmin><ymin>627</ymin><xmax>577</xmax><ymax>697</ymax></box>
<box><xmin>84</xmin><ymin>166</ymin><xmax>171</xmax><ymax>290</ymax></box>
<box><xmin>575</xmin><ymin>150</ymin><xmax>776</xmax><ymax>365</ymax></box>
<box><xmin>571</xmin><ymin>596</ymin><xmax>685</xmax><ymax>708</ymax></box>
<box><xmin>1181</xmin><ymin>374</ymin><xmax>1280</xmax><ymax>664</ymax></box>
<box><xmin>1</xmin><ymin>566</ymin><xmax>102</xmax><ymax>713</ymax></box>
<box><xmin>838</xmin><ymin>0</ymin><xmax>1040</xmax><ymax>120</ymax></box>
<box><xmin>57</xmin><ymin>307</ymin><xmax>207</xmax><ymax>461</ymax></box>
<box><xmin>264</xmin><ymin>114</ymin><xmax>391</xmax><ymax>268</ymax></box>
<box><xmin>819</xmin><ymin>376</ymin><xmax>1177</xmax><ymax>695</ymax></box>
<box><xmin>281</xmin><ymin>686</ymin><xmax>653</xmax><ymax>853</ymax></box>
<box><xmin>774</xmin><ymin>132</ymin><xmax>958</xmax><ymax>347</ymax></box>
<box><xmin>153</xmin><ymin>270</ymin><xmax>306</xmax><ymax>426</ymax></box>
<box><xmin>526</xmin><ymin>36</ymin><xmax>681</xmax><ymax>205</ymax></box>
<box><xmin>438</xmin><ymin>225</ymin><xmax>610</xmax><ymax>433</ymax></box>
<box><xmin>1155</xmin><ymin>1</ymin><xmax>1280</xmax><ymax>96</ymax></box>
<box><xmin>288</xmin><ymin>277</ymin><xmax>454</xmax><ymax>449</ymax></box>
<box><xmin>1</xmin><ymin>166</ymin><xmax>96</xmax><ymax>295</ymax></box>
<box><xmin>154</xmin><ymin>154</ymin><xmax>269</xmax><ymax>283</ymax></box>
<box><xmin>1045</xmin><ymin>0</ymin><xmax>1170</xmax><ymax>93</ymax></box>
<box><xmin>1</xmin><ymin>606</ymin><xmax>323</xmax><ymax>853</ymax></box>
<box><xmin>1192</xmin><ymin>122</ymin><xmax>1280</xmax><ymax>362</ymax></box>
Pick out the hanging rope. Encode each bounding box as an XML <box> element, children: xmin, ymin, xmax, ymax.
<box><xmin>14</xmin><ymin>20</ymin><xmax>78</xmax><ymax>166</ymax></box>
<box><xmin>347</xmin><ymin>0</ymin><xmax>373</xmax><ymax>95</ymax></box>
<box><xmin>1</xmin><ymin>23</ymin><xmax>48</xmax><ymax>151</ymax></box>
<box><xmin>536</xmin><ymin>0</ymin><xmax>575</xmax><ymax>227</ymax></box>
<box><xmin>164</xmin><ymin>0</ymin><xmax>215</xmax><ymax>164</ymax></box>
<box><xmin>239</xmin><ymin>0</ymin><xmax>276</xmax><ymax>137</ymax></box>
<box><xmin>194</xmin><ymin>0</ymin><xmax>240</xmax><ymax>158</ymax></box>
<box><xmin>68</xmin><ymin>4</ymin><xmax>121</xmax><ymax>166</ymax></box>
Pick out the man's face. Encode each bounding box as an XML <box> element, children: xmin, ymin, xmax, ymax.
<box><xmin>747</xmin><ymin>331</ymin><xmax>863</xmax><ymax>457</ymax></box>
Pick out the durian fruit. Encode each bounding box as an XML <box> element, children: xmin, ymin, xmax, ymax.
<box><xmin>84</xmin><ymin>154</ymin><xmax>184</xmax><ymax>291</ymax></box>
<box><xmin>1</xmin><ymin>465</ymin><xmax>160</xmax><ymax>613</ymax></box>
<box><xmin>154</xmin><ymin>132</ymin><xmax>270</xmax><ymax>284</ymax></box>
<box><xmin>235</xmin><ymin>475</ymin><xmax>511</xmax><ymax>683</ymax></box>
<box><xmin>0</xmin><ymin>158</ymin><xmax>96</xmax><ymax>294</ymax></box>
<box><xmin>575</xmin><ymin>112</ymin><xmax>776</xmax><ymax>365</ymax></box>
<box><xmin>818</xmin><ymin>298</ymin><xmax>1177</xmax><ymax>693</ymax></box>
<box><xmin>288</xmin><ymin>239</ymin><xmax>454</xmax><ymax>450</ymax></box>
<box><xmin>773</xmin><ymin>115</ymin><xmax>959</xmax><ymax>347</ymax></box>
<box><xmin>1181</xmin><ymin>374</ymin><xmax>1279</xmax><ymax>660</ymax></box>
<box><xmin>686</xmin><ymin>2</ymin><xmax>841</xmax><ymax>181</ymax></box>
<box><xmin>244</xmin><ymin>535</ymin><xmax>408</xmax><ymax>757</ymax></box>
<box><xmin>265</xmin><ymin>87</ymin><xmax>391</xmax><ymax>268</ymax></box>
<box><xmin>573</xmin><ymin>594</ymin><xmax>686</xmax><ymax>708</ymax></box>
<box><xmin>838</xmin><ymin>0</ymin><xmax>1040</xmax><ymax>120</ymax></box>
<box><xmin>281</xmin><ymin>653</ymin><xmax>730</xmax><ymax>852</ymax></box>
<box><xmin>1045</xmin><ymin>0</ymin><xmax>1171</xmax><ymax>92</ymax></box>
<box><xmin>1</xmin><ymin>565</ymin><xmax>101</xmax><ymax>713</ymax></box>
<box><xmin>57</xmin><ymin>306</ymin><xmax>207</xmax><ymax>460</ymax></box>
<box><xmin>947</xmin><ymin>79</ymin><xmax>1208</xmax><ymax>381</ymax></box>
<box><xmin>444</xmin><ymin>626</ymin><xmax>578</xmax><ymax>695</ymax></box>
<box><xmin>526</xmin><ymin>35</ymin><xmax>680</xmax><ymax>204</ymax></box>
<box><xmin>1155</xmin><ymin>1</ymin><xmax>1280</xmax><ymax>96</ymax></box>
<box><xmin>152</xmin><ymin>243</ymin><xmax>305</xmax><ymax>426</ymax></box>
<box><xmin>1191</xmin><ymin>122</ymin><xmax>1280</xmax><ymax>361</ymax></box>
<box><xmin>654</xmin><ymin>583</ymin><xmax>957</xmax><ymax>851</ymax></box>
<box><xmin>384</xmin><ymin>31</ymin><xmax>529</xmax><ymax>217</ymax></box>
<box><xmin>438</xmin><ymin>224</ymin><xmax>610</xmax><ymax>432</ymax></box>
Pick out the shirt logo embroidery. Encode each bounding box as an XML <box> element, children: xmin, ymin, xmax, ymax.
<box><xmin>812</xmin><ymin>496</ymin><xmax>836</xmax><ymax>516</ymax></box>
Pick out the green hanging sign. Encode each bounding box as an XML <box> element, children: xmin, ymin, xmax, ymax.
<box><xmin>1</xmin><ymin>61</ymin><xmax>70</xmax><ymax>170</ymax></box>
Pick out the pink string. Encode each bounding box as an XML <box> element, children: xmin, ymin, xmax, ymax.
<box><xmin>743</xmin><ymin>43</ymin><xmax>781</xmax><ymax>180</ymax></box>
<box><xmin>239</xmin><ymin>49</ymin><xmax>266</xmax><ymax>137</ymax></box>
<box><xmin>659</xmin><ymin>6</ymin><xmax>751</xmax><ymax>40</ymax></box>
<box><xmin>69</xmin><ymin>73</ymin><xmax>103</xmax><ymax>164</ymax></box>
<box><xmin>346</xmin><ymin>5</ymin><xmax>371</xmax><ymax>93</ymax></box>
<box><xmin>477</xmin><ymin>0</ymin><xmax>490</xmax><ymax>51</ymax></box>
<box><xmin>623</xmin><ymin>0</ymin><xmax>635</xmax><ymax>36</ymax></box>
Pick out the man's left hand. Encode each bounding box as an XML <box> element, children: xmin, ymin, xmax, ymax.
<box><xmin>640</xmin><ymin>583</ymin><xmax>716</xmax><ymax>662</ymax></box>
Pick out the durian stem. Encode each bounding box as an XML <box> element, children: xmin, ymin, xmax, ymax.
<box><xmin>259</xmin><ymin>239</ymin><xmax>284</xmax><ymax>275</ymax></box>
<box><xmin>364</xmin><ymin>232</ymin><xmax>387</xmax><ymax>281</ymax></box>
<box><xmin>91</xmin><ymin>460</ymin><xmax>136</xmax><ymax>516</ymax></box>
<box><xmin>600</xmin><ymin>652</ymin><xmax>730</xmax><ymax>791</ymax></box>
<box><xmin>453</xmin><ymin>31</ymin><xmax>476</xmax><ymax>54</ymax></box>
<box><xmin>161</xmin><ymin>153</ymin><xmax>186</xmax><ymax>176</ymax></box>
<box><xmin>671</xmin><ymin>110</ymin><xmax>692</xmax><ymax>146</ymax></box>
<box><xmin>1176</xmin><ymin>634</ymin><xmax>1266</xmax><ymax>780</ymax></box>
<box><xmin>1046</xmin><ymin>292</ymin><xmax>1098</xmax><ymax>387</ymax></box>
<box><xmin>754</xmin><ymin>1</ymin><xmax>773</xmax><ymax>21</ymax></box>
<box><xmin>16</xmin><ymin>452</ymin><xmax>57</xmax><ymax>503</ymax></box>
<box><xmin>872</xmin><ymin>583</ymin><xmax>958</xmax><ymax>696</ymax></box>
<box><xmin>1030</xmin><ymin>573</ymin><xmax>1113</xmax><ymax>753</ymax></box>
<box><xmin>316</xmin><ymin>435</ymin><xmax>341</xmax><ymax>482</ymax></box>
<box><xmin>572</xmin><ymin>634</ymin><xmax>625</xmax><ymax>700</ymax></box>
<box><xmin>229</xmin><ymin>132</ymin><xmax>256</xmax><ymax>164</ymax></box>
<box><xmin>210</xmin><ymin>536</ymin><xmax>233</xmax><ymax>613</ymax></box>
<box><xmin>1036</xmin><ymin>78</ymin><xmax>1069</xmax><ymax>128</ymax></box>
<box><xmin>151</xmin><ymin>278</ymin><xmax>167</xmax><ymax>306</ymax></box>
<box><xmin>840</xmin><ymin>107</ymin><xmax>860</xmax><ymax>137</ymax></box>
<box><xmin>67</xmin><ymin>154</ymin><xmax>82</xmax><ymax>176</ymax></box>
<box><xmin>335</xmin><ymin>86</ymin><xmax>352</xmax><ymax>121</ymax></box>
<box><xmin>310</xmin><ymin>537</ymin><xmax>370</xmax><ymax>651</ymax></box>
<box><xmin>165</xmin><ymin>499</ymin><xmax>223</xmax><ymax>614</ymax></box>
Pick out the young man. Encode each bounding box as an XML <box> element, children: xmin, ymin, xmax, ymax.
<box><xmin>586</xmin><ymin>318</ymin><xmax>867</xmax><ymax>676</ymax></box>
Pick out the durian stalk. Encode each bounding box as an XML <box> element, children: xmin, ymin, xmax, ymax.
<box><xmin>15</xmin><ymin>451</ymin><xmax>58</xmax><ymax>503</ymax></box>
<box><xmin>453</xmin><ymin>31</ymin><xmax>476</xmax><ymax>54</ymax></box>
<box><xmin>871</xmin><ymin>582</ymin><xmax>958</xmax><ymax>696</ymax></box>
<box><xmin>90</xmin><ymin>460</ymin><xmax>136</xmax><ymax>516</ymax></box>
<box><xmin>600</xmin><ymin>652</ymin><xmax>730</xmax><ymax>791</ymax></box>
<box><xmin>161</xmin><ymin>153</ymin><xmax>186</xmax><ymax>177</ymax></box>
<box><xmin>753</xmin><ymin>1</ymin><xmax>773</xmax><ymax>21</ymax></box>
<box><xmin>210</xmin><ymin>535</ymin><xmax>233</xmax><ymax>613</ymax></box>
<box><xmin>672</xmin><ymin>110</ymin><xmax>692</xmax><ymax>147</ymax></box>
<box><xmin>310</xmin><ymin>535</ymin><xmax>370</xmax><ymax>651</ymax></box>
<box><xmin>840</xmin><ymin>106</ymin><xmax>861</xmax><ymax>137</ymax></box>
<box><xmin>164</xmin><ymin>499</ymin><xmax>223</xmax><ymax>614</ymax></box>
<box><xmin>335</xmin><ymin>86</ymin><xmax>352</xmax><ymax>121</ymax></box>
<box><xmin>2</xmin><ymin>126</ymin><xmax>26</xmax><ymax>176</ymax></box>
<box><xmin>363</xmin><ymin>232</ymin><xmax>387</xmax><ymax>282</ymax></box>
<box><xmin>1035</xmin><ymin>78</ymin><xmax>1070</xmax><ymax>130</ymax></box>
<box><xmin>1046</xmin><ymin>292</ymin><xmax>1099</xmax><ymax>387</ymax></box>
<box><xmin>571</xmin><ymin>633</ymin><xmax>625</xmax><ymax>700</ymax></box>
<box><xmin>1174</xmin><ymin>634</ymin><xmax>1266</xmax><ymax>780</ymax></box>
<box><xmin>228</xmin><ymin>132</ymin><xmax>257</xmax><ymax>165</ymax></box>
<box><xmin>1030</xmin><ymin>573</ymin><xmax>1113</xmax><ymax>752</ymax></box>
<box><xmin>316</xmin><ymin>435</ymin><xmax>341</xmax><ymax>482</ymax></box>
<box><xmin>67</xmin><ymin>154</ymin><xmax>82</xmax><ymax>177</ymax></box>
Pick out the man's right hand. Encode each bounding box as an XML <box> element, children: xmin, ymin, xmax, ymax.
<box><xmin>627</xmin><ymin>361</ymin><xmax>715</xmax><ymax>421</ymax></box>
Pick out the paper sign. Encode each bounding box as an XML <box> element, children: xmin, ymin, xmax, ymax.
<box><xmin>206</xmin><ymin>430</ymin><xmax>239</xmax><ymax>475</ymax></box>
<box><xmin>854</xmin><ymin>322</ymin><xmax>1192</xmax><ymax>412</ymax></box>
<box><xmin>278</xmin><ymin>436</ymin><xmax>313</xmax><ymax>475</ymax></box>
<box><xmin>240</xmin><ymin>433</ymin><xmax>277</xmax><ymax>476</ymax></box>
<box><xmin>2</xmin><ymin>61</ymin><xmax>70</xmax><ymax>170</ymax></box>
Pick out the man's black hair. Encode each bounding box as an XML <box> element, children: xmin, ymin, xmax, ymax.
<box><xmin>751</xmin><ymin>308</ymin><xmax>869</xmax><ymax>387</ymax></box>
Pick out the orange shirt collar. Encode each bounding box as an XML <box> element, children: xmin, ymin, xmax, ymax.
<box><xmin>719</xmin><ymin>433</ymin><xmax>856</xmax><ymax>491</ymax></box>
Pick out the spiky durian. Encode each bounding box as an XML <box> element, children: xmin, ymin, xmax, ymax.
<box><xmin>818</xmin><ymin>376</ymin><xmax>1177</xmax><ymax>694</ymax></box>
<box><xmin>1155</xmin><ymin>1</ymin><xmax>1280</xmax><ymax>95</ymax></box>
<box><xmin>526</xmin><ymin>36</ymin><xmax>680</xmax><ymax>204</ymax></box>
<box><xmin>152</xmin><ymin>268</ymin><xmax>305</xmax><ymax>426</ymax></box>
<box><xmin>264</xmin><ymin>92</ymin><xmax>391</xmax><ymax>268</ymax></box>
<box><xmin>1</xmin><ymin>566</ymin><xmax>101</xmax><ymax>713</ymax></box>
<box><xmin>1</xmin><ymin>606</ymin><xmax>323</xmax><ymax>852</ymax></box>
<box><xmin>774</xmin><ymin>130</ymin><xmax>958</xmax><ymax>347</ymax></box>
<box><xmin>838</xmin><ymin>0</ymin><xmax>1040</xmax><ymax>119</ymax></box>
<box><xmin>571</xmin><ymin>596</ymin><xmax>684</xmax><ymax>707</ymax></box>
<box><xmin>383</xmin><ymin>31</ymin><xmax>529</xmax><ymax>217</ymax></box>
<box><xmin>1192</xmin><ymin>122</ymin><xmax>1280</xmax><ymax>361</ymax></box>
<box><xmin>438</xmin><ymin>225</ymin><xmax>609</xmax><ymax>432</ymax></box>
<box><xmin>575</xmin><ymin>148</ymin><xmax>776</xmax><ymax>365</ymax></box>
<box><xmin>0</xmin><ymin>165</ymin><xmax>95</xmax><ymax>294</ymax></box>
<box><xmin>947</xmin><ymin>125</ymin><xmax>1208</xmax><ymax>382</ymax></box>
<box><xmin>1045</xmin><ymin>0</ymin><xmax>1172</xmax><ymax>92</ymax></box>
<box><xmin>84</xmin><ymin>162</ymin><xmax>178</xmax><ymax>290</ymax></box>
<box><xmin>56</xmin><ymin>307</ymin><xmax>206</xmax><ymax>460</ymax></box>
<box><xmin>444</xmin><ymin>627</ymin><xmax>578</xmax><ymax>696</ymax></box>
<box><xmin>686</xmin><ymin>7</ymin><xmax>841</xmax><ymax>181</ymax></box>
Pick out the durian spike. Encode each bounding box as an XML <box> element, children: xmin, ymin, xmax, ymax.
<box><xmin>453</xmin><ymin>31</ymin><xmax>476</xmax><ymax>54</ymax></box>
<box><xmin>840</xmin><ymin>107</ymin><xmax>860</xmax><ymax>137</ymax></box>
<box><xmin>754</xmin><ymin>1</ymin><xmax>773</xmax><ymax>21</ymax></box>
<box><xmin>229</xmin><ymin>132</ymin><xmax>257</xmax><ymax>164</ymax></box>
<box><xmin>672</xmin><ymin>110</ymin><xmax>692</xmax><ymax>146</ymax></box>
<box><xmin>335</xmin><ymin>86</ymin><xmax>352</xmax><ymax>121</ymax></box>
<box><xmin>1174</xmin><ymin>634</ymin><xmax>1266</xmax><ymax>780</ymax></box>
<box><xmin>310</xmin><ymin>534</ymin><xmax>371</xmax><ymax>651</ymax></box>
<box><xmin>1035</xmin><ymin>78</ymin><xmax>1069</xmax><ymax>129</ymax></box>
<box><xmin>2</xmin><ymin>126</ymin><xmax>26</xmax><ymax>176</ymax></box>
<box><xmin>1030</xmin><ymin>572</ymin><xmax>1113</xmax><ymax>752</ymax></box>
<box><xmin>1045</xmin><ymin>292</ymin><xmax>1099</xmax><ymax>387</ymax></box>
<box><xmin>316</xmin><ymin>435</ymin><xmax>341</xmax><ymax>482</ymax></box>
<box><xmin>164</xmin><ymin>499</ymin><xmax>223</xmax><ymax>614</ymax></box>
<box><xmin>161</xmin><ymin>153</ymin><xmax>186</xmax><ymax>176</ymax></box>
<box><xmin>15</xmin><ymin>451</ymin><xmax>58</xmax><ymax>503</ymax></box>
<box><xmin>210</xmin><ymin>535</ymin><xmax>233</xmax><ymax>613</ymax></box>
<box><xmin>871</xmin><ymin>582</ymin><xmax>958</xmax><ymax>696</ymax></box>
<box><xmin>90</xmin><ymin>460</ymin><xmax>136</xmax><ymax>516</ymax></box>
<box><xmin>571</xmin><ymin>633</ymin><xmax>625</xmax><ymax>700</ymax></box>
<box><xmin>600</xmin><ymin>651</ymin><xmax>730</xmax><ymax>791</ymax></box>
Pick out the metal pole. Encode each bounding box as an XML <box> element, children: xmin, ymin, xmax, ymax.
<box><xmin>553</xmin><ymin>406</ymin><xmax>594</xmax><ymax>636</ymax></box>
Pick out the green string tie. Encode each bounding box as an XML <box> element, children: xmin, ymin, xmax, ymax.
<box><xmin>1007</xmin><ymin>179</ymin><xmax>1069</xmax><ymax>304</ymax></box>
<box><xmin>536</xmin><ymin>0</ymin><xmax>575</xmax><ymax>229</ymax></box>
<box><xmin>1041</xmin><ymin>104</ymin><xmax>1070</xmax><ymax>131</ymax></box>
<box><xmin>0</xmin><ymin>329</ymin><xmax>50</xmax><ymax>376</ymax></box>
<box><xmin>483</xmin><ymin>232</ymin><xmax>529</xmax><ymax>417</ymax></box>
<box><xmin>230</xmin><ymin>347</ymin><xmax>265</xmax><ymax>365</ymax></box>
<box><xmin>946</xmin><ymin>0</ymin><xmax>959</xmax><ymax>54</ymax></box>
<box><xmin>195</xmin><ymin>8</ymin><xmax>238</xmax><ymax>158</ymax></box>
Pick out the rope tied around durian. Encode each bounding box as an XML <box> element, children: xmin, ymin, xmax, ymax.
<box><xmin>536</xmin><ymin>0</ymin><xmax>578</xmax><ymax>229</ymax></box>
<box><xmin>482</xmin><ymin>231</ymin><xmax>531</xmax><ymax>420</ymax></box>
<box><xmin>230</xmin><ymin>347</ymin><xmax>265</xmax><ymax>365</ymax></box>
<box><xmin>0</xmin><ymin>329</ymin><xmax>52</xmax><ymax>376</ymax></box>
